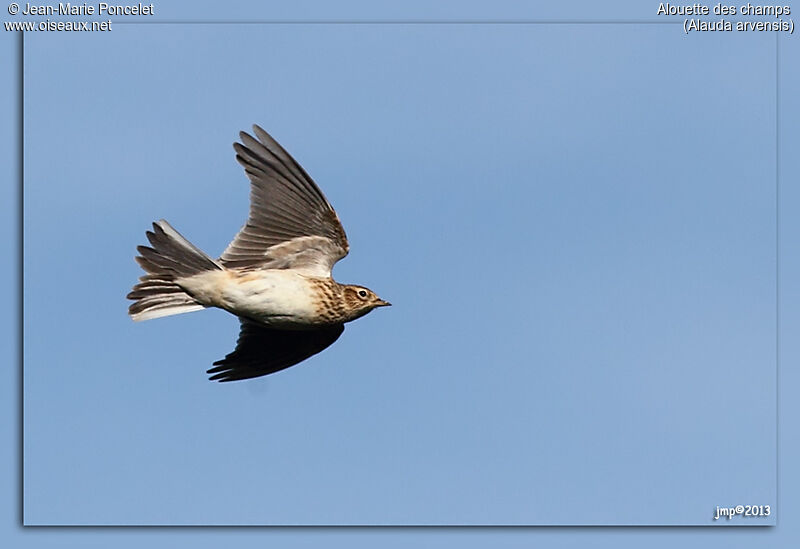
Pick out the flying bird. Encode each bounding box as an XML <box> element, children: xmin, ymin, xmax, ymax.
<box><xmin>127</xmin><ymin>125</ymin><xmax>390</xmax><ymax>382</ymax></box>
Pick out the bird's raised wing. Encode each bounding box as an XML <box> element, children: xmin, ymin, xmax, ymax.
<box><xmin>220</xmin><ymin>125</ymin><xmax>349</xmax><ymax>277</ymax></box>
<box><xmin>207</xmin><ymin>320</ymin><xmax>345</xmax><ymax>382</ymax></box>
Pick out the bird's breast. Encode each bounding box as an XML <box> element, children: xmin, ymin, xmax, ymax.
<box><xmin>178</xmin><ymin>269</ymin><xmax>328</xmax><ymax>327</ymax></box>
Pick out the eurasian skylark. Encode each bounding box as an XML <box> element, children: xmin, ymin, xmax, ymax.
<box><xmin>127</xmin><ymin>125</ymin><xmax>390</xmax><ymax>382</ymax></box>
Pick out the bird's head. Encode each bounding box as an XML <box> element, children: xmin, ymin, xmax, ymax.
<box><xmin>342</xmin><ymin>285</ymin><xmax>391</xmax><ymax>321</ymax></box>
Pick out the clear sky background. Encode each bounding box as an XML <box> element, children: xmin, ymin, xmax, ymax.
<box><xmin>3</xmin><ymin>0</ymin><xmax>800</xmax><ymax>546</ymax></box>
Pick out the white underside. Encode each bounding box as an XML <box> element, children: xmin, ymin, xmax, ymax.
<box><xmin>178</xmin><ymin>269</ymin><xmax>319</xmax><ymax>327</ymax></box>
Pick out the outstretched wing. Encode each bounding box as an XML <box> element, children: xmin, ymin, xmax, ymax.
<box><xmin>220</xmin><ymin>125</ymin><xmax>349</xmax><ymax>277</ymax></box>
<box><xmin>207</xmin><ymin>320</ymin><xmax>345</xmax><ymax>382</ymax></box>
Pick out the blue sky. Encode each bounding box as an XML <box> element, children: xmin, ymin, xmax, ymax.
<box><xmin>3</xmin><ymin>0</ymin><xmax>800</xmax><ymax>546</ymax></box>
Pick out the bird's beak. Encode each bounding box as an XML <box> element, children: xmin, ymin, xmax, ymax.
<box><xmin>376</xmin><ymin>299</ymin><xmax>392</xmax><ymax>307</ymax></box>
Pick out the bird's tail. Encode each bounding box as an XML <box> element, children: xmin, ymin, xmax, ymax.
<box><xmin>127</xmin><ymin>220</ymin><xmax>222</xmax><ymax>322</ymax></box>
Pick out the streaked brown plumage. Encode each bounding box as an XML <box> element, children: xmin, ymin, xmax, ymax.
<box><xmin>127</xmin><ymin>125</ymin><xmax>390</xmax><ymax>382</ymax></box>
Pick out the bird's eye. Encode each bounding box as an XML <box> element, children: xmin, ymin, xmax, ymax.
<box><xmin>358</xmin><ymin>290</ymin><xmax>368</xmax><ymax>298</ymax></box>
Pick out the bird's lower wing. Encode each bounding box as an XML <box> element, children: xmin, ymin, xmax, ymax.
<box><xmin>207</xmin><ymin>320</ymin><xmax>345</xmax><ymax>382</ymax></box>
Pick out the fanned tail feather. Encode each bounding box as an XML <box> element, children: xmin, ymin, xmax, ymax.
<box><xmin>127</xmin><ymin>220</ymin><xmax>221</xmax><ymax>321</ymax></box>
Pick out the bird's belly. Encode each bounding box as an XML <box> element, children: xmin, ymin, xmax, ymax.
<box><xmin>179</xmin><ymin>269</ymin><xmax>318</xmax><ymax>327</ymax></box>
